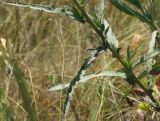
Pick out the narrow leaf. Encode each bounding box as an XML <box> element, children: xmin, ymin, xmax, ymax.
<box><xmin>147</xmin><ymin>30</ymin><xmax>158</xmax><ymax>71</ymax></box>
<box><xmin>94</xmin><ymin>0</ymin><xmax>104</xmax><ymax>27</ymax></box>
<box><xmin>103</xmin><ymin>19</ymin><xmax>118</xmax><ymax>50</ymax></box>
<box><xmin>97</xmin><ymin>0</ymin><xmax>104</xmax><ymax>20</ymax></box>
<box><xmin>48</xmin><ymin>71</ymin><xmax>126</xmax><ymax>91</ymax></box>
<box><xmin>127</xmin><ymin>0</ymin><xmax>142</xmax><ymax>9</ymax></box>
<box><xmin>133</xmin><ymin>49</ymin><xmax>160</xmax><ymax>68</ymax></box>
<box><xmin>110</xmin><ymin>0</ymin><xmax>154</xmax><ymax>28</ymax></box>
<box><xmin>4</xmin><ymin>2</ymin><xmax>86</xmax><ymax>23</ymax></box>
<box><xmin>48</xmin><ymin>84</ymin><xmax>69</xmax><ymax>91</ymax></box>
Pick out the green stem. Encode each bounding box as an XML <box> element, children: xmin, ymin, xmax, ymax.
<box><xmin>73</xmin><ymin>0</ymin><xmax>102</xmax><ymax>37</ymax></box>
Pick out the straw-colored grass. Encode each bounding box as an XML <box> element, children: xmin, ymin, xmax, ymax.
<box><xmin>0</xmin><ymin>0</ymin><xmax>159</xmax><ymax>121</ymax></box>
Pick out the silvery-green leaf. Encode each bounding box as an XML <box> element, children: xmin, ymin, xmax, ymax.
<box><xmin>97</xmin><ymin>0</ymin><xmax>104</xmax><ymax>21</ymax></box>
<box><xmin>4</xmin><ymin>2</ymin><xmax>86</xmax><ymax>23</ymax></box>
<box><xmin>103</xmin><ymin>19</ymin><xmax>118</xmax><ymax>50</ymax></box>
<box><xmin>48</xmin><ymin>84</ymin><xmax>69</xmax><ymax>91</ymax></box>
<box><xmin>48</xmin><ymin>71</ymin><xmax>126</xmax><ymax>91</ymax></box>
<box><xmin>133</xmin><ymin>49</ymin><xmax>160</xmax><ymax>68</ymax></box>
<box><xmin>147</xmin><ymin>31</ymin><xmax>158</xmax><ymax>71</ymax></box>
<box><xmin>92</xmin><ymin>0</ymin><xmax>104</xmax><ymax>27</ymax></box>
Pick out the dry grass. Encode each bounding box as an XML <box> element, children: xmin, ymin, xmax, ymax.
<box><xmin>0</xmin><ymin>0</ymin><xmax>156</xmax><ymax>121</ymax></box>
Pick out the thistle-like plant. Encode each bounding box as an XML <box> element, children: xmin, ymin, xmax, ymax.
<box><xmin>2</xmin><ymin>0</ymin><xmax>160</xmax><ymax>121</ymax></box>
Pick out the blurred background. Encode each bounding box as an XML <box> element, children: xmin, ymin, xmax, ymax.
<box><xmin>0</xmin><ymin>0</ymin><xmax>160</xmax><ymax>121</ymax></box>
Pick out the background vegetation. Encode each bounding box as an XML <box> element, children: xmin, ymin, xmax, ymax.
<box><xmin>0</xmin><ymin>0</ymin><xmax>160</xmax><ymax>121</ymax></box>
